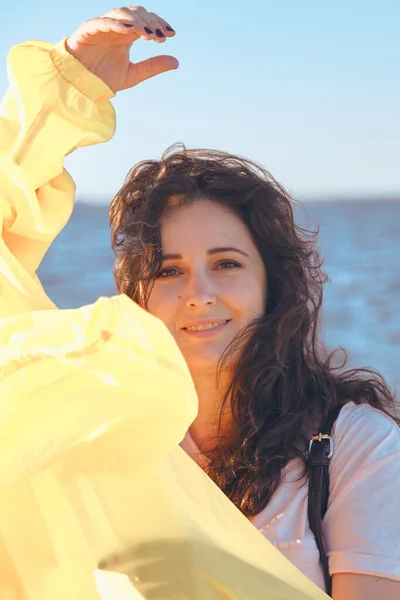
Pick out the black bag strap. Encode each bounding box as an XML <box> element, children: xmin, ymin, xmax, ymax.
<box><xmin>307</xmin><ymin>405</ymin><xmax>343</xmax><ymax>597</ymax></box>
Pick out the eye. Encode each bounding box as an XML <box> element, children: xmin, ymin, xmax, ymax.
<box><xmin>215</xmin><ymin>260</ymin><xmax>241</xmax><ymax>270</ymax></box>
<box><xmin>156</xmin><ymin>267</ymin><xmax>182</xmax><ymax>278</ymax></box>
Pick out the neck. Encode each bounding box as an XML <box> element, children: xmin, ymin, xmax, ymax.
<box><xmin>189</xmin><ymin>367</ymin><xmax>233</xmax><ymax>453</ymax></box>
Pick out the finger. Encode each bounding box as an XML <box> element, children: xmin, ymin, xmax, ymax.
<box><xmin>125</xmin><ymin>55</ymin><xmax>179</xmax><ymax>89</ymax></box>
<box><xmin>100</xmin><ymin>7</ymin><xmax>175</xmax><ymax>43</ymax></box>
<box><xmin>148</xmin><ymin>12</ymin><xmax>176</xmax><ymax>38</ymax></box>
<box><xmin>135</xmin><ymin>10</ymin><xmax>167</xmax><ymax>43</ymax></box>
<box><xmin>129</xmin><ymin>6</ymin><xmax>176</xmax><ymax>42</ymax></box>
<box><xmin>101</xmin><ymin>7</ymin><xmax>155</xmax><ymax>40</ymax></box>
<box><xmin>71</xmin><ymin>16</ymin><xmax>140</xmax><ymax>43</ymax></box>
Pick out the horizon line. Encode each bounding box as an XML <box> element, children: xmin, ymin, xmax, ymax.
<box><xmin>75</xmin><ymin>193</ymin><xmax>400</xmax><ymax>206</ymax></box>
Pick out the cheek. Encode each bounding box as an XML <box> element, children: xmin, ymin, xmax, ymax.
<box><xmin>240</xmin><ymin>290</ymin><xmax>265</xmax><ymax>319</ymax></box>
<box><xmin>224</xmin><ymin>276</ymin><xmax>266</xmax><ymax>318</ymax></box>
<box><xmin>147</xmin><ymin>285</ymin><xmax>179</xmax><ymax>325</ymax></box>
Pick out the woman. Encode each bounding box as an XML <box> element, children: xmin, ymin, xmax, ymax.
<box><xmin>2</xmin><ymin>6</ymin><xmax>400</xmax><ymax>599</ymax></box>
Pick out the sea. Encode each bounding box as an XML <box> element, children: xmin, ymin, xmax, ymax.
<box><xmin>38</xmin><ymin>200</ymin><xmax>400</xmax><ymax>392</ymax></box>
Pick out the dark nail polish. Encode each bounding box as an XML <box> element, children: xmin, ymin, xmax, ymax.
<box><xmin>155</xmin><ymin>29</ymin><xmax>165</xmax><ymax>38</ymax></box>
<box><xmin>165</xmin><ymin>26</ymin><xmax>175</xmax><ymax>32</ymax></box>
<box><xmin>144</xmin><ymin>26</ymin><xmax>153</xmax><ymax>34</ymax></box>
<box><xmin>123</xmin><ymin>23</ymin><xmax>133</xmax><ymax>28</ymax></box>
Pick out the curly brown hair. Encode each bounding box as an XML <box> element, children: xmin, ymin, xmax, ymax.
<box><xmin>109</xmin><ymin>144</ymin><xmax>398</xmax><ymax>516</ymax></box>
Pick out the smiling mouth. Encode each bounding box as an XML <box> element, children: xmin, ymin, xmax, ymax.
<box><xmin>183</xmin><ymin>320</ymin><xmax>230</xmax><ymax>332</ymax></box>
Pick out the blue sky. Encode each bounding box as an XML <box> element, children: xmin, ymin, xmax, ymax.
<box><xmin>1</xmin><ymin>0</ymin><xmax>399</xmax><ymax>202</ymax></box>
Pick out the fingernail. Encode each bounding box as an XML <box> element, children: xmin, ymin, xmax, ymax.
<box><xmin>144</xmin><ymin>26</ymin><xmax>153</xmax><ymax>34</ymax></box>
<box><xmin>165</xmin><ymin>26</ymin><xmax>175</xmax><ymax>32</ymax></box>
<box><xmin>155</xmin><ymin>29</ymin><xmax>165</xmax><ymax>38</ymax></box>
<box><xmin>123</xmin><ymin>23</ymin><xmax>133</xmax><ymax>28</ymax></box>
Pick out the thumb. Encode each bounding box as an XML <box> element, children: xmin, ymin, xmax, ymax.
<box><xmin>124</xmin><ymin>55</ymin><xmax>179</xmax><ymax>89</ymax></box>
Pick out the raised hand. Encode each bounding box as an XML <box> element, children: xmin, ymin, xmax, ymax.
<box><xmin>66</xmin><ymin>6</ymin><xmax>178</xmax><ymax>92</ymax></box>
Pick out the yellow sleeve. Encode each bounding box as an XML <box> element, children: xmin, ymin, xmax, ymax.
<box><xmin>0</xmin><ymin>39</ymin><xmax>329</xmax><ymax>600</ymax></box>
<box><xmin>0</xmin><ymin>39</ymin><xmax>116</xmax><ymax>318</ymax></box>
<box><xmin>0</xmin><ymin>295</ymin><xmax>327</xmax><ymax>600</ymax></box>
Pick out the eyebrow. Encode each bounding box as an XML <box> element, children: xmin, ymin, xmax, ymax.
<box><xmin>161</xmin><ymin>247</ymin><xmax>250</xmax><ymax>261</ymax></box>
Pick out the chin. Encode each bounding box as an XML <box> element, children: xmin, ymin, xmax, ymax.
<box><xmin>182</xmin><ymin>352</ymin><xmax>222</xmax><ymax>374</ymax></box>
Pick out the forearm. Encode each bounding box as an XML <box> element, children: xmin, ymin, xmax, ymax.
<box><xmin>332</xmin><ymin>573</ymin><xmax>400</xmax><ymax>600</ymax></box>
<box><xmin>0</xmin><ymin>39</ymin><xmax>116</xmax><ymax>317</ymax></box>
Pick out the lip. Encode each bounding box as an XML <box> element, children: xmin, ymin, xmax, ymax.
<box><xmin>181</xmin><ymin>318</ymin><xmax>230</xmax><ymax>329</ymax></box>
<box><xmin>180</xmin><ymin>318</ymin><xmax>231</xmax><ymax>338</ymax></box>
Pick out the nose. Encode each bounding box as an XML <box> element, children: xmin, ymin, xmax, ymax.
<box><xmin>184</xmin><ymin>272</ymin><xmax>216</xmax><ymax>309</ymax></box>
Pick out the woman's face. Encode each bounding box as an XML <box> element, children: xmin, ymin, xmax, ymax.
<box><xmin>147</xmin><ymin>200</ymin><xmax>267</xmax><ymax>374</ymax></box>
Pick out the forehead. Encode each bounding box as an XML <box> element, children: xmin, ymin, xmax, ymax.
<box><xmin>160</xmin><ymin>200</ymin><xmax>255</xmax><ymax>251</ymax></box>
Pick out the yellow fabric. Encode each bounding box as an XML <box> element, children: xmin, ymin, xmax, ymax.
<box><xmin>0</xmin><ymin>39</ymin><xmax>328</xmax><ymax>599</ymax></box>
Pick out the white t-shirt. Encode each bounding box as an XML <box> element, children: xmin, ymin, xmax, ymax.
<box><xmin>181</xmin><ymin>402</ymin><xmax>400</xmax><ymax>590</ymax></box>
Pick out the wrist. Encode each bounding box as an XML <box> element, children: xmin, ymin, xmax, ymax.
<box><xmin>51</xmin><ymin>38</ymin><xmax>115</xmax><ymax>102</ymax></box>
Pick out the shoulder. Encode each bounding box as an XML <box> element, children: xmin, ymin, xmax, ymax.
<box><xmin>325</xmin><ymin>402</ymin><xmax>400</xmax><ymax>580</ymax></box>
<box><xmin>328</xmin><ymin>401</ymin><xmax>400</xmax><ymax>497</ymax></box>
<box><xmin>332</xmin><ymin>401</ymin><xmax>400</xmax><ymax>466</ymax></box>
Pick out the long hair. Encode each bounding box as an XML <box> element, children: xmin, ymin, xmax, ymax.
<box><xmin>109</xmin><ymin>144</ymin><xmax>398</xmax><ymax>516</ymax></box>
